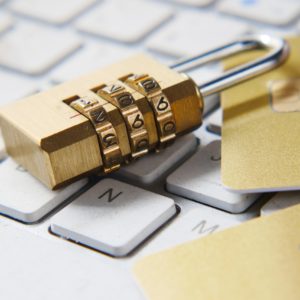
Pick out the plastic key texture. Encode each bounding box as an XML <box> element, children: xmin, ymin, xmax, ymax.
<box><xmin>50</xmin><ymin>179</ymin><xmax>176</xmax><ymax>256</ymax></box>
<box><xmin>167</xmin><ymin>140</ymin><xmax>261</xmax><ymax>213</ymax></box>
<box><xmin>0</xmin><ymin>158</ymin><xmax>87</xmax><ymax>223</ymax></box>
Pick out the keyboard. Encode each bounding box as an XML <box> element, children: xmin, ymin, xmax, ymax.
<box><xmin>0</xmin><ymin>0</ymin><xmax>300</xmax><ymax>299</ymax></box>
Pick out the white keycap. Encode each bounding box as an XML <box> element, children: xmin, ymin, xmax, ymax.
<box><xmin>0</xmin><ymin>70</ymin><xmax>37</xmax><ymax>104</ymax></box>
<box><xmin>261</xmin><ymin>192</ymin><xmax>300</xmax><ymax>216</ymax></box>
<box><xmin>0</xmin><ymin>23</ymin><xmax>81</xmax><ymax>75</ymax></box>
<box><xmin>0</xmin><ymin>223</ymin><xmax>142</xmax><ymax>300</ymax></box>
<box><xmin>193</xmin><ymin>123</ymin><xmax>220</xmax><ymax>147</ymax></box>
<box><xmin>51</xmin><ymin>43</ymin><xmax>133</xmax><ymax>83</ymax></box>
<box><xmin>0</xmin><ymin>130</ymin><xmax>5</xmax><ymax>160</ymax></box>
<box><xmin>146</xmin><ymin>12</ymin><xmax>250</xmax><ymax>57</ymax></box>
<box><xmin>170</xmin><ymin>0</ymin><xmax>214</xmax><ymax>7</ymax></box>
<box><xmin>76</xmin><ymin>0</ymin><xmax>173</xmax><ymax>43</ymax></box>
<box><xmin>142</xmin><ymin>207</ymin><xmax>241</xmax><ymax>254</ymax></box>
<box><xmin>0</xmin><ymin>158</ymin><xmax>88</xmax><ymax>223</ymax></box>
<box><xmin>51</xmin><ymin>178</ymin><xmax>176</xmax><ymax>256</ymax></box>
<box><xmin>0</xmin><ymin>12</ymin><xmax>13</xmax><ymax>33</ymax></box>
<box><xmin>10</xmin><ymin>0</ymin><xmax>96</xmax><ymax>24</ymax></box>
<box><xmin>115</xmin><ymin>134</ymin><xmax>197</xmax><ymax>185</ymax></box>
<box><xmin>206</xmin><ymin>107</ymin><xmax>222</xmax><ymax>135</ymax></box>
<box><xmin>218</xmin><ymin>0</ymin><xmax>300</xmax><ymax>26</ymax></box>
<box><xmin>167</xmin><ymin>140</ymin><xmax>260</xmax><ymax>213</ymax></box>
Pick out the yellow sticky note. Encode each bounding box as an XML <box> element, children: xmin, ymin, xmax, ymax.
<box><xmin>221</xmin><ymin>37</ymin><xmax>300</xmax><ymax>192</ymax></box>
<box><xmin>134</xmin><ymin>204</ymin><xmax>300</xmax><ymax>300</ymax></box>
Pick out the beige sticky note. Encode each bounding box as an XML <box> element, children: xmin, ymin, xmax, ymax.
<box><xmin>134</xmin><ymin>204</ymin><xmax>300</xmax><ymax>300</ymax></box>
<box><xmin>221</xmin><ymin>37</ymin><xmax>300</xmax><ymax>192</ymax></box>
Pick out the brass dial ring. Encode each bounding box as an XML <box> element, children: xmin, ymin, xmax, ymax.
<box><xmin>124</xmin><ymin>74</ymin><xmax>176</xmax><ymax>147</ymax></box>
<box><xmin>70</xmin><ymin>92</ymin><xmax>123</xmax><ymax>173</ymax></box>
<box><xmin>97</xmin><ymin>82</ymin><xmax>149</xmax><ymax>159</ymax></box>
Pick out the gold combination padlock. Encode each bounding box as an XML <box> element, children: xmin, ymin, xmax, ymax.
<box><xmin>0</xmin><ymin>34</ymin><xmax>289</xmax><ymax>189</ymax></box>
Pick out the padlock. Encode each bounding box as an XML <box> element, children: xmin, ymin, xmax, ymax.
<box><xmin>0</xmin><ymin>34</ymin><xmax>289</xmax><ymax>189</ymax></box>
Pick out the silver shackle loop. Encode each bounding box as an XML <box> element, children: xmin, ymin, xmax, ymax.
<box><xmin>171</xmin><ymin>34</ymin><xmax>289</xmax><ymax>97</ymax></box>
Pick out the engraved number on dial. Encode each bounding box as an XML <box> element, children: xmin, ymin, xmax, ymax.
<box><xmin>141</xmin><ymin>79</ymin><xmax>157</xmax><ymax>92</ymax></box>
<box><xmin>157</xmin><ymin>96</ymin><xmax>169</xmax><ymax>111</ymax></box>
<box><xmin>117</xmin><ymin>93</ymin><xmax>133</xmax><ymax>107</ymax></box>
<box><xmin>163</xmin><ymin>121</ymin><xmax>175</xmax><ymax>133</ymax></box>
<box><xmin>90</xmin><ymin>108</ymin><xmax>106</xmax><ymax>124</ymax></box>
<box><xmin>132</xmin><ymin>114</ymin><xmax>144</xmax><ymax>129</ymax></box>
<box><xmin>103</xmin><ymin>133</ymin><xmax>117</xmax><ymax>147</ymax></box>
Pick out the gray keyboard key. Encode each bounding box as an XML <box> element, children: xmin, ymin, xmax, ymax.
<box><xmin>51</xmin><ymin>43</ymin><xmax>133</xmax><ymax>83</ymax></box>
<box><xmin>51</xmin><ymin>179</ymin><xmax>176</xmax><ymax>256</ymax></box>
<box><xmin>0</xmin><ymin>70</ymin><xmax>37</xmax><ymax>104</ymax></box>
<box><xmin>0</xmin><ymin>23</ymin><xmax>81</xmax><ymax>75</ymax></box>
<box><xmin>218</xmin><ymin>0</ymin><xmax>300</xmax><ymax>26</ymax></box>
<box><xmin>261</xmin><ymin>192</ymin><xmax>300</xmax><ymax>216</ymax></box>
<box><xmin>167</xmin><ymin>140</ymin><xmax>261</xmax><ymax>213</ymax></box>
<box><xmin>0</xmin><ymin>223</ymin><xmax>142</xmax><ymax>300</ymax></box>
<box><xmin>142</xmin><ymin>207</ymin><xmax>241</xmax><ymax>254</ymax></box>
<box><xmin>170</xmin><ymin>0</ymin><xmax>215</xmax><ymax>7</ymax></box>
<box><xmin>0</xmin><ymin>12</ymin><xmax>13</xmax><ymax>33</ymax></box>
<box><xmin>206</xmin><ymin>107</ymin><xmax>222</xmax><ymax>135</ymax></box>
<box><xmin>10</xmin><ymin>0</ymin><xmax>96</xmax><ymax>24</ymax></box>
<box><xmin>115</xmin><ymin>134</ymin><xmax>197</xmax><ymax>185</ymax></box>
<box><xmin>0</xmin><ymin>158</ymin><xmax>87</xmax><ymax>223</ymax></box>
<box><xmin>146</xmin><ymin>11</ymin><xmax>250</xmax><ymax>57</ymax></box>
<box><xmin>76</xmin><ymin>0</ymin><xmax>173</xmax><ymax>43</ymax></box>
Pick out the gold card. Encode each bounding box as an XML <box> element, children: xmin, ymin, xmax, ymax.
<box><xmin>221</xmin><ymin>37</ymin><xmax>300</xmax><ymax>192</ymax></box>
<box><xmin>134</xmin><ymin>204</ymin><xmax>300</xmax><ymax>300</ymax></box>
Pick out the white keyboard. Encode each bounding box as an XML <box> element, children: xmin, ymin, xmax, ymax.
<box><xmin>0</xmin><ymin>0</ymin><xmax>299</xmax><ymax>299</ymax></box>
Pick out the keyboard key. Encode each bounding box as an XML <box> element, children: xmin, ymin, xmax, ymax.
<box><xmin>218</xmin><ymin>0</ymin><xmax>300</xmax><ymax>26</ymax></box>
<box><xmin>142</xmin><ymin>207</ymin><xmax>241</xmax><ymax>254</ymax></box>
<box><xmin>0</xmin><ymin>12</ymin><xmax>13</xmax><ymax>33</ymax></box>
<box><xmin>51</xmin><ymin>43</ymin><xmax>133</xmax><ymax>83</ymax></box>
<box><xmin>0</xmin><ymin>158</ymin><xmax>88</xmax><ymax>223</ymax></box>
<box><xmin>0</xmin><ymin>223</ymin><xmax>141</xmax><ymax>300</ymax></box>
<box><xmin>170</xmin><ymin>0</ymin><xmax>214</xmax><ymax>7</ymax></box>
<box><xmin>0</xmin><ymin>130</ymin><xmax>5</xmax><ymax>160</ymax></box>
<box><xmin>115</xmin><ymin>134</ymin><xmax>197</xmax><ymax>185</ymax></box>
<box><xmin>261</xmin><ymin>191</ymin><xmax>300</xmax><ymax>216</ymax></box>
<box><xmin>146</xmin><ymin>12</ymin><xmax>250</xmax><ymax>57</ymax></box>
<box><xmin>10</xmin><ymin>0</ymin><xmax>96</xmax><ymax>24</ymax></box>
<box><xmin>0</xmin><ymin>70</ymin><xmax>37</xmax><ymax>104</ymax></box>
<box><xmin>76</xmin><ymin>0</ymin><xmax>173</xmax><ymax>43</ymax></box>
<box><xmin>167</xmin><ymin>140</ymin><xmax>260</xmax><ymax>213</ymax></box>
<box><xmin>193</xmin><ymin>123</ymin><xmax>220</xmax><ymax>147</ymax></box>
<box><xmin>0</xmin><ymin>24</ymin><xmax>81</xmax><ymax>75</ymax></box>
<box><xmin>206</xmin><ymin>107</ymin><xmax>222</xmax><ymax>135</ymax></box>
<box><xmin>51</xmin><ymin>178</ymin><xmax>176</xmax><ymax>256</ymax></box>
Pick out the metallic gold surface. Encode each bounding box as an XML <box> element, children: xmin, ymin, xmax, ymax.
<box><xmin>134</xmin><ymin>204</ymin><xmax>300</xmax><ymax>300</ymax></box>
<box><xmin>0</xmin><ymin>54</ymin><xmax>203</xmax><ymax>189</ymax></box>
<box><xmin>221</xmin><ymin>37</ymin><xmax>300</xmax><ymax>192</ymax></box>
<box><xmin>70</xmin><ymin>91</ymin><xmax>123</xmax><ymax>173</ymax></box>
<box><xmin>98</xmin><ymin>81</ymin><xmax>150</xmax><ymax>159</ymax></box>
<box><xmin>124</xmin><ymin>74</ymin><xmax>177</xmax><ymax>147</ymax></box>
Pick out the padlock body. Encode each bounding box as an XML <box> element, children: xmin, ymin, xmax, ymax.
<box><xmin>0</xmin><ymin>54</ymin><xmax>203</xmax><ymax>189</ymax></box>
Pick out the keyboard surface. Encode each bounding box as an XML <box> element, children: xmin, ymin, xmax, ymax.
<box><xmin>0</xmin><ymin>0</ymin><xmax>299</xmax><ymax>299</ymax></box>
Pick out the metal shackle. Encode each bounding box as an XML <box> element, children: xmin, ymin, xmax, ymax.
<box><xmin>171</xmin><ymin>34</ymin><xmax>289</xmax><ymax>97</ymax></box>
